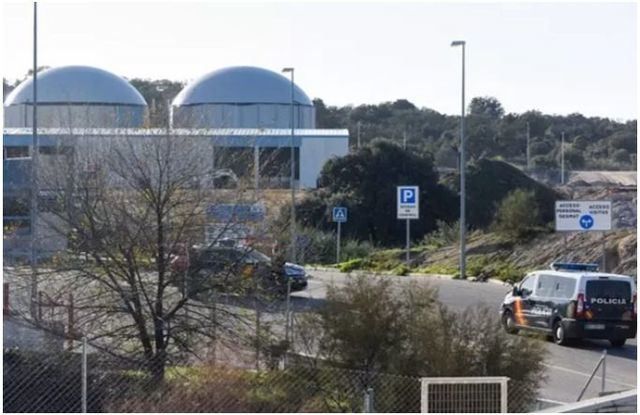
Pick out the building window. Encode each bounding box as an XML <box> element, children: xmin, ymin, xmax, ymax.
<box><xmin>4</xmin><ymin>146</ymin><xmax>29</xmax><ymax>159</ymax></box>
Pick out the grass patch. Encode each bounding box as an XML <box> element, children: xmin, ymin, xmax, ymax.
<box><xmin>415</xmin><ymin>263</ymin><xmax>458</xmax><ymax>275</ymax></box>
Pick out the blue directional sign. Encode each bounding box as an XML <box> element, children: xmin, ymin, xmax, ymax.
<box><xmin>579</xmin><ymin>214</ymin><xmax>594</xmax><ymax>230</ymax></box>
<box><xmin>332</xmin><ymin>207</ymin><xmax>348</xmax><ymax>223</ymax></box>
<box><xmin>397</xmin><ymin>186</ymin><xmax>419</xmax><ymax>219</ymax></box>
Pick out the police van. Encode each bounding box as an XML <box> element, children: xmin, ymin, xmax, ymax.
<box><xmin>500</xmin><ymin>263</ymin><xmax>637</xmax><ymax>347</ymax></box>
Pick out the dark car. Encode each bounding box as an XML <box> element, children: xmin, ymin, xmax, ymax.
<box><xmin>187</xmin><ymin>245</ymin><xmax>308</xmax><ymax>296</ymax></box>
<box><xmin>500</xmin><ymin>262</ymin><xmax>636</xmax><ymax>347</ymax></box>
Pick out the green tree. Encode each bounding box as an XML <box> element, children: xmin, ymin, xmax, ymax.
<box><xmin>494</xmin><ymin>189</ymin><xmax>543</xmax><ymax>239</ymax></box>
<box><xmin>296</xmin><ymin>139</ymin><xmax>458</xmax><ymax>245</ymax></box>
<box><xmin>468</xmin><ymin>96</ymin><xmax>505</xmax><ymax>120</ymax></box>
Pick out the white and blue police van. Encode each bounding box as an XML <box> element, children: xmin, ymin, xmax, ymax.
<box><xmin>500</xmin><ymin>262</ymin><xmax>637</xmax><ymax>347</ymax></box>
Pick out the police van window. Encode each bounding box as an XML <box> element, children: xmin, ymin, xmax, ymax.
<box><xmin>520</xmin><ymin>275</ymin><xmax>536</xmax><ymax>296</ymax></box>
<box><xmin>536</xmin><ymin>275</ymin><xmax>555</xmax><ymax>297</ymax></box>
<box><xmin>555</xmin><ymin>277</ymin><xmax>576</xmax><ymax>299</ymax></box>
<box><xmin>586</xmin><ymin>280</ymin><xmax>631</xmax><ymax>302</ymax></box>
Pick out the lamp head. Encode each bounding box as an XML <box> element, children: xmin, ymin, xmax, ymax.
<box><xmin>282</xmin><ymin>67</ymin><xmax>294</xmax><ymax>73</ymax></box>
<box><xmin>451</xmin><ymin>40</ymin><xmax>466</xmax><ymax>47</ymax></box>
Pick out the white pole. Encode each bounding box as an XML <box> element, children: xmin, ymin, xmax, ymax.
<box><xmin>561</xmin><ymin>131</ymin><xmax>565</xmax><ymax>184</ymax></box>
<box><xmin>285</xmin><ymin>277</ymin><xmax>292</xmax><ymax>346</ymax></box>
<box><xmin>526</xmin><ymin>121</ymin><xmax>531</xmax><ymax>170</ymax></box>
<box><xmin>451</xmin><ymin>40</ymin><xmax>467</xmax><ymax>279</ymax></box>
<box><xmin>336</xmin><ymin>221</ymin><xmax>341</xmax><ymax>263</ymax></box>
<box><xmin>287</xmin><ymin>69</ymin><xmax>297</xmax><ymax>263</ymax></box>
<box><xmin>82</xmin><ymin>337</ymin><xmax>87</xmax><ymax>413</ymax></box>
<box><xmin>357</xmin><ymin>121</ymin><xmax>361</xmax><ymax>149</ymax></box>
<box><xmin>601</xmin><ymin>349</ymin><xmax>607</xmax><ymax>394</ymax></box>
<box><xmin>406</xmin><ymin>219</ymin><xmax>410</xmax><ymax>263</ymax></box>
<box><xmin>30</xmin><ymin>1</ymin><xmax>39</xmax><ymax>320</ymax></box>
<box><xmin>602</xmin><ymin>232</ymin><xmax>607</xmax><ymax>272</ymax></box>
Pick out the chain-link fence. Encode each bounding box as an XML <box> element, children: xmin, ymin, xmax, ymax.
<box><xmin>4</xmin><ymin>340</ymin><xmax>540</xmax><ymax>413</ymax></box>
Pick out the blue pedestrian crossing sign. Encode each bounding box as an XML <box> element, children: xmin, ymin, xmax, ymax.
<box><xmin>333</xmin><ymin>207</ymin><xmax>348</xmax><ymax>223</ymax></box>
<box><xmin>397</xmin><ymin>186</ymin><xmax>419</xmax><ymax>219</ymax></box>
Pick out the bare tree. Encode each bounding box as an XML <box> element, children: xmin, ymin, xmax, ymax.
<box><xmin>16</xmin><ymin>128</ymin><xmax>285</xmax><ymax>383</ymax></box>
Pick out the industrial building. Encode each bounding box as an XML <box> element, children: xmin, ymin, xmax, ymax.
<box><xmin>3</xmin><ymin>65</ymin><xmax>349</xmax><ymax>259</ymax></box>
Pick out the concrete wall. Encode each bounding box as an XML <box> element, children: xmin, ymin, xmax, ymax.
<box><xmin>299</xmin><ymin>136</ymin><xmax>350</xmax><ymax>188</ymax></box>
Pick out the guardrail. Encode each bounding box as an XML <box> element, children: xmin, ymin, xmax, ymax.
<box><xmin>537</xmin><ymin>389</ymin><xmax>636</xmax><ymax>413</ymax></box>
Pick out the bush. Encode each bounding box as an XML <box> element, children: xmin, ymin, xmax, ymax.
<box><xmin>391</xmin><ymin>264</ymin><xmax>411</xmax><ymax>276</ymax></box>
<box><xmin>422</xmin><ymin>220</ymin><xmax>460</xmax><ymax>248</ymax></box>
<box><xmin>341</xmin><ymin>239</ymin><xmax>374</xmax><ymax>261</ymax></box>
<box><xmin>493</xmin><ymin>189</ymin><xmax>543</xmax><ymax>240</ymax></box>
<box><xmin>337</xmin><ymin>258</ymin><xmax>366</xmax><ymax>273</ymax></box>
<box><xmin>303</xmin><ymin>276</ymin><xmax>546</xmax><ymax>412</ymax></box>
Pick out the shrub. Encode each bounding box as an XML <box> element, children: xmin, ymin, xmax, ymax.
<box><xmin>337</xmin><ymin>258</ymin><xmax>366</xmax><ymax>273</ymax></box>
<box><xmin>493</xmin><ymin>189</ymin><xmax>543</xmax><ymax>240</ymax></box>
<box><xmin>341</xmin><ymin>239</ymin><xmax>374</xmax><ymax>261</ymax></box>
<box><xmin>305</xmin><ymin>276</ymin><xmax>546</xmax><ymax>412</ymax></box>
<box><xmin>391</xmin><ymin>264</ymin><xmax>411</xmax><ymax>276</ymax></box>
<box><xmin>422</xmin><ymin>220</ymin><xmax>460</xmax><ymax>248</ymax></box>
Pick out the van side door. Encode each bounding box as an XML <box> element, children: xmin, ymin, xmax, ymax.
<box><xmin>532</xmin><ymin>274</ymin><xmax>556</xmax><ymax>329</ymax></box>
<box><xmin>515</xmin><ymin>274</ymin><xmax>537</xmax><ymax>328</ymax></box>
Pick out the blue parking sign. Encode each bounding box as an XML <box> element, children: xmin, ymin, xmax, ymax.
<box><xmin>332</xmin><ymin>207</ymin><xmax>348</xmax><ymax>223</ymax></box>
<box><xmin>397</xmin><ymin>186</ymin><xmax>419</xmax><ymax>219</ymax></box>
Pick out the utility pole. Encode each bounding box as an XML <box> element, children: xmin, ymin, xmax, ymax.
<box><xmin>526</xmin><ymin>121</ymin><xmax>531</xmax><ymax>170</ymax></box>
<box><xmin>451</xmin><ymin>40</ymin><xmax>466</xmax><ymax>279</ymax></box>
<box><xmin>561</xmin><ymin>131</ymin><xmax>565</xmax><ymax>184</ymax></box>
<box><xmin>403</xmin><ymin>130</ymin><xmax>407</xmax><ymax>150</ymax></box>
<box><xmin>357</xmin><ymin>121</ymin><xmax>361</xmax><ymax>149</ymax></box>
<box><xmin>30</xmin><ymin>1</ymin><xmax>39</xmax><ymax>320</ymax></box>
<box><xmin>282</xmin><ymin>67</ymin><xmax>296</xmax><ymax>263</ymax></box>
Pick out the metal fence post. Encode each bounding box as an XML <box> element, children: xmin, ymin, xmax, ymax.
<box><xmin>363</xmin><ymin>387</ymin><xmax>374</xmax><ymax>412</ymax></box>
<box><xmin>500</xmin><ymin>377</ymin><xmax>508</xmax><ymax>413</ymax></box>
<box><xmin>81</xmin><ymin>336</ymin><xmax>87</xmax><ymax>413</ymax></box>
<box><xmin>601</xmin><ymin>349</ymin><xmax>607</xmax><ymax>395</ymax></box>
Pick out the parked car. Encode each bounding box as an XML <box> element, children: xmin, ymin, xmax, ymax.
<box><xmin>500</xmin><ymin>262</ymin><xmax>636</xmax><ymax>347</ymax></box>
<box><xmin>187</xmin><ymin>245</ymin><xmax>308</xmax><ymax>297</ymax></box>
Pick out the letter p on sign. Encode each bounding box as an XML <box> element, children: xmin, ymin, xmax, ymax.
<box><xmin>402</xmin><ymin>189</ymin><xmax>415</xmax><ymax>203</ymax></box>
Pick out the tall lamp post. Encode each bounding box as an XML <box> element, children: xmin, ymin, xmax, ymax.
<box><xmin>30</xmin><ymin>1</ymin><xmax>39</xmax><ymax>319</ymax></box>
<box><xmin>282</xmin><ymin>67</ymin><xmax>296</xmax><ymax>263</ymax></box>
<box><xmin>451</xmin><ymin>40</ymin><xmax>466</xmax><ymax>279</ymax></box>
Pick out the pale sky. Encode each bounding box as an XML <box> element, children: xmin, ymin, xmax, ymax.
<box><xmin>2</xmin><ymin>1</ymin><xmax>638</xmax><ymax>119</ymax></box>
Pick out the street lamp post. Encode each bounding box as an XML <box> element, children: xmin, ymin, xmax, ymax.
<box><xmin>282</xmin><ymin>67</ymin><xmax>296</xmax><ymax>263</ymax></box>
<box><xmin>561</xmin><ymin>131</ymin><xmax>565</xmax><ymax>184</ymax></box>
<box><xmin>451</xmin><ymin>40</ymin><xmax>466</xmax><ymax>279</ymax></box>
<box><xmin>30</xmin><ymin>1</ymin><xmax>39</xmax><ymax>319</ymax></box>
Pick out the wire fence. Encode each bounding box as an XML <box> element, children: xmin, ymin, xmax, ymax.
<box><xmin>4</xmin><ymin>270</ymin><xmax>540</xmax><ymax>413</ymax></box>
<box><xmin>3</xmin><ymin>340</ymin><xmax>540</xmax><ymax>413</ymax></box>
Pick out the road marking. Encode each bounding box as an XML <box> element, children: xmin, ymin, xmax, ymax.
<box><xmin>542</xmin><ymin>363</ymin><xmax>636</xmax><ymax>388</ymax></box>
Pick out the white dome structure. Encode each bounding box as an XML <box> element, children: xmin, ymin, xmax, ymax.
<box><xmin>3</xmin><ymin>65</ymin><xmax>147</xmax><ymax>128</ymax></box>
<box><xmin>172</xmin><ymin>66</ymin><xmax>315</xmax><ymax>129</ymax></box>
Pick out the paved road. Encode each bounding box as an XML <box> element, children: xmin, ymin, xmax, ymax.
<box><xmin>292</xmin><ymin>269</ymin><xmax>637</xmax><ymax>404</ymax></box>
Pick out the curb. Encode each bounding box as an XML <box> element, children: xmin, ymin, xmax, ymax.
<box><xmin>306</xmin><ymin>266</ymin><xmax>512</xmax><ymax>286</ymax></box>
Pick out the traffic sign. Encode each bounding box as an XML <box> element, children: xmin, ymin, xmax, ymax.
<box><xmin>397</xmin><ymin>186</ymin><xmax>419</xmax><ymax>220</ymax></box>
<box><xmin>555</xmin><ymin>201</ymin><xmax>611</xmax><ymax>231</ymax></box>
<box><xmin>333</xmin><ymin>207</ymin><xmax>348</xmax><ymax>223</ymax></box>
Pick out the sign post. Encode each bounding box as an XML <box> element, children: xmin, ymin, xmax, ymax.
<box><xmin>397</xmin><ymin>186</ymin><xmax>419</xmax><ymax>263</ymax></box>
<box><xmin>332</xmin><ymin>207</ymin><xmax>348</xmax><ymax>263</ymax></box>
<box><xmin>555</xmin><ymin>201</ymin><xmax>612</xmax><ymax>271</ymax></box>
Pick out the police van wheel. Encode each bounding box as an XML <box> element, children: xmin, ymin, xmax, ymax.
<box><xmin>552</xmin><ymin>321</ymin><xmax>569</xmax><ymax>346</ymax></box>
<box><xmin>502</xmin><ymin>310</ymin><xmax>519</xmax><ymax>334</ymax></box>
<box><xmin>609</xmin><ymin>338</ymin><xmax>626</xmax><ymax>348</ymax></box>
